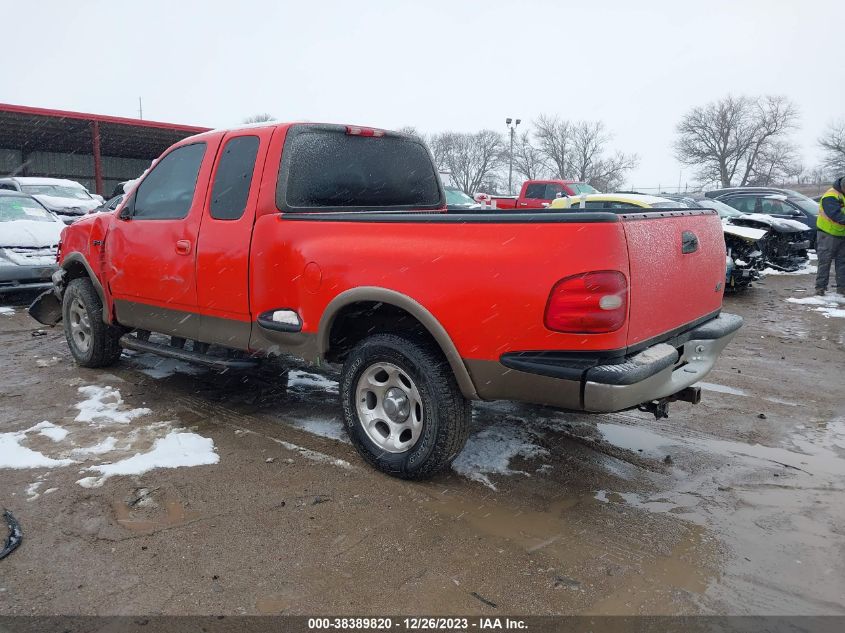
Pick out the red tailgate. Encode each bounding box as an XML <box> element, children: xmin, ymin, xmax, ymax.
<box><xmin>622</xmin><ymin>211</ymin><xmax>726</xmax><ymax>347</ymax></box>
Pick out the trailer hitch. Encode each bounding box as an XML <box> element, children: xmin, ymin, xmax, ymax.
<box><xmin>638</xmin><ymin>399</ymin><xmax>670</xmax><ymax>419</ymax></box>
<box><xmin>637</xmin><ymin>386</ymin><xmax>702</xmax><ymax>419</ymax></box>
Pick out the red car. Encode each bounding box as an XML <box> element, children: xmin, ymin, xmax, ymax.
<box><xmin>30</xmin><ymin>122</ymin><xmax>741</xmax><ymax>479</ymax></box>
<box><xmin>483</xmin><ymin>179</ymin><xmax>598</xmax><ymax>209</ymax></box>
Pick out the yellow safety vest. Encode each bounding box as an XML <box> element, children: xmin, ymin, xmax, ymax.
<box><xmin>817</xmin><ymin>188</ymin><xmax>845</xmax><ymax>237</ymax></box>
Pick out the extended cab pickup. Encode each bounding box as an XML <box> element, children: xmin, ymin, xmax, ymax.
<box><xmin>30</xmin><ymin>122</ymin><xmax>742</xmax><ymax>479</ymax></box>
<box><xmin>483</xmin><ymin>179</ymin><xmax>598</xmax><ymax>209</ymax></box>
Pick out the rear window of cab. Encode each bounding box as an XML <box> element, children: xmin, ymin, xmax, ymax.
<box><xmin>276</xmin><ymin>125</ymin><xmax>443</xmax><ymax>212</ymax></box>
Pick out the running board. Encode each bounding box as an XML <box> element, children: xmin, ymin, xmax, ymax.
<box><xmin>120</xmin><ymin>335</ymin><xmax>260</xmax><ymax>371</ymax></box>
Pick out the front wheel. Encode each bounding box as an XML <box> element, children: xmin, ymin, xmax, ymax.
<box><xmin>340</xmin><ymin>333</ymin><xmax>470</xmax><ymax>479</ymax></box>
<box><xmin>62</xmin><ymin>277</ymin><xmax>123</xmax><ymax>368</ymax></box>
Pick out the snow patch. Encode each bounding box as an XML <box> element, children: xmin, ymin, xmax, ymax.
<box><xmin>77</xmin><ymin>430</ymin><xmax>219</xmax><ymax>488</ymax></box>
<box><xmin>26</xmin><ymin>482</ymin><xmax>42</xmax><ymax>500</ymax></box>
<box><xmin>290</xmin><ymin>417</ymin><xmax>350</xmax><ymax>443</ymax></box>
<box><xmin>74</xmin><ymin>385</ymin><xmax>151</xmax><ymax>424</ymax></box>
<box><xmin>0</xmin><ymin>307</ymin><xmax>14</xmax><ymax>316</ymax></box>
<box><xmin>815</xmin><ymin>307</ymin><xmax>845</xmax><ymax>319</ymax></box>
<box><xmin>697</xmin><ymin>382</ymin><xmax>748</xmax><ymax>397</ymax></box>
<box><xmin>452</xmin><ymin>424</ymin><xmax>549</xmax><ymax>490</ymax></box>
<box><xmin>30</xmin><ymin>421</ymin><xmax>69</xmax><ymax>442</ymax></box>
<box><xmin>786</xmin><ymin>294</ymin><xmax>845</xmax><ymax>319</ymax></box>
<box><xmin>71</xmin><ymin>436</ymin><xmax>119</xmax><ymax>457</ymax></box>
<box><xmin>0</xmin><ymin>425</ymin><xmax>76</xmax><ymax>469</ymax></box>
<box><xmin>288</xmin><ymin>369</ymin><xmax>339</xmax><ymax>394</ymax></box>
<box><xmin>762</xmin><ymin>263</ymin><xmax>816</xmax><ymax>276</ymax></box>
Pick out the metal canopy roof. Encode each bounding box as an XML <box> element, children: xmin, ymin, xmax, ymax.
<box><xmin>0</xmin><ymin>103</ymin><xmax>211</xmax><ymax>159</ymax></box>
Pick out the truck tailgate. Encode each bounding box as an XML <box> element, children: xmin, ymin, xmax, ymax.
<box><xmin>622</xmin><ymin>211</ymin><xmax>726</xmax><ymax>347</ymax></box>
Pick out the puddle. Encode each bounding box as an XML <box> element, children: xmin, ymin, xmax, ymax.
<box><xmin>113</xmin><ymin>498</ymin><xmax>201</xmax><ymax>533</ymax></box>
<box><xmin>593</xmin><ymin>418</ymin><xmax>845</xmax><ymax>613</ymax></box>
<box><xmin>595</xmin><ymin>423</ymin><xmax>678</xmax><ymax>459</ymax></box>
<box><xmin>594</xmin><ymin>490</ymin><xmax>687</xmax><ymax>514</ymax></box>
<box><xmin>125</xmin><ymin>352</ymin><xmax>207</xmax><ymax>379</ymax></box>
<box><xmin>763</xmin><ymin>397</ymin><xmax>799</xmax><ymax>407</ymax></box>
<box><xmin>597</xmin><ymin>419</ymin><xmax>845</xmax><ymax>481</ymax></box>
<box><xmin>423</xmin><ymin>489</ymin><xmax>716</xmax><ymax>614</ymax></box>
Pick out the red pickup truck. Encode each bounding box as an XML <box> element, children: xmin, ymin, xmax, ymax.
<box><xmin>30</xmin><ymin>122</ymin><xmax>741</xmax><ymax>479</ymax></box>
<box><xmin>482</xmin><ymin>179</ymin><xmax>598</xmax><ymax>209</ymax></box>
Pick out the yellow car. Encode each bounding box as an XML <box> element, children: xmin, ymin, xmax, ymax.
<box><xmin>549</xmin><ymin>193</ymin><xmax>686</xmax><ymax>210</ymax></box>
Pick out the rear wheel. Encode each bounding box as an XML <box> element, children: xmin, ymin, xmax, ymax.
<box><xmin>340</xmin><ymin>333</ymin><xmax>470</xmax><ymax>479</ymax></box>
<box><xmin>62</xmin><ymin>278</ymin><xmax>123</xmax><ymax>368</ymax></box>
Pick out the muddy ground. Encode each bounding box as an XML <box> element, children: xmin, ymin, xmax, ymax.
<box><xmin>1</xmin><ymin>272</ymin><xmax>843</xmax><ymax>616</ymax></box>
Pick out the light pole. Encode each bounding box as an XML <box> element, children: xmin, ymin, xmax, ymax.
<box><xmin>506</xmin><ymin>117</ymin><xmax>521</xmax><ymax>194</ymax></box>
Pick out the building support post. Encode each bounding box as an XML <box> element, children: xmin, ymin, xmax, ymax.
<box><xmin>91</xmin><ymin>121</ymin><xmax>103</xmax><ymax>196</ymax></box>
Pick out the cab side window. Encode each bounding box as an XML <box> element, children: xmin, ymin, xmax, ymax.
<box><xmin>524</xmin><ymin>183</ymin><xmax>547</xmax><ymax>199</ymax></box>
<box><xmin>759</xmin><ymin>198</ymin><xmax>791</xmax><ymax>215</ymax></box>
<box><xmin>546</xmin><ymin>184</ymin><xmax>565</xmax><ymax>199</ymax></box>
<box><xmin>133</xmin><ymin>143</ymin><xmax>206</xmax><ymax>220</ymax></box>
<box><xmin>726</xmin><ymin>197</ymin><xmax>756</xmax><ymax>214</ymax></box>
<box><xmin>210</xmin><ymin>136</ymin><xmax>260</xmax><ymax>220</ymax></box>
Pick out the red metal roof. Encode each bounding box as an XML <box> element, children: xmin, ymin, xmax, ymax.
<box><xmin>0</xmin><ymin>102</ymin><xmax>210</xmax><ymax>134</ymax></box>
<box><xmin>0</xmin><ymin>102</ymin><xmax>212</xmax><ymax>160</ymax></box>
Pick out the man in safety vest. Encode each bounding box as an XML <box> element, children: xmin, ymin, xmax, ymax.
<box><xmin>815</xmin><ymin>176</ymin><xmax>845</xmax><ymax>295</ymax></box>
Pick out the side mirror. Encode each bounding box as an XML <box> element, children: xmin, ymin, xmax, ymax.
<box><xmin>118</xmin><ymin>195</ymin><xmax>134</xmax><ymax>220</ymax></box>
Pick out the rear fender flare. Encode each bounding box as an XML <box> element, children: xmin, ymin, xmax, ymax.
<box><xmin>318</xmin><ymin>287</ymin><xmax>479</xmax><ymax>400</ymax></box>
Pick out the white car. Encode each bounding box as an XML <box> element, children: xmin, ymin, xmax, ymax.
<box><xmin>0</xmin><ymin>177</ymin><xmax>101</xmax><ymax>224</ymax></box>
<box><xmin>0</xmin><ymin>191</ymin><xmax>65</xmax><ymax>293</ymax></box>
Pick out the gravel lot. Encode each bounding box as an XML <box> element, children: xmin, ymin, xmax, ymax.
<box><xmin>1</xmin><ymin>272</ymin><xmax>844</xmax><ymax>616</ymax></box>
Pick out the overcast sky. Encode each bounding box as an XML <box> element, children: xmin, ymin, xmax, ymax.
<box><xmin>5</xmin><ymin>0</ymin><xmax>843</xmax><ymax>188</ymax></box>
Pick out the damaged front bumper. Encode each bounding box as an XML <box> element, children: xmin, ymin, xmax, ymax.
<box><xmin>27</xmin><ymin>269</ymin><xmax>65</xmax><ymax>326</ymax></box>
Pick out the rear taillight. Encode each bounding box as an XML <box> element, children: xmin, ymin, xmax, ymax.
<box><xmin>544</xmin><ymin>271</ymin><xmax>628</xmax><ymax>333</ymax></box>
<box><xmin>346</xmin><ymin>126</ymin><xmax>385</xmax><ymax>137</ymax></box>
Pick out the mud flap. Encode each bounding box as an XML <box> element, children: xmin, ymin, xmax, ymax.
<box><xmin>28</xmin><ymin>290</ymin><xmax>62</xmax><ymax>326</ymax></box>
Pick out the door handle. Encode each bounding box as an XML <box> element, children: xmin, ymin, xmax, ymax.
<box><xmin>175</xmin><ymin>240</ymin><xmax>192</xmax><ymax>255</ymax></box>
<box><xmin>519</xmin><ymin>202</ymin><xmax>528</xmax><ymax>206</ymax></box>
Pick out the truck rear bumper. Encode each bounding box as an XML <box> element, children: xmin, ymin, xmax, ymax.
<box><xmin>465</xmin><ymin>313</ymin><xmax>743</xmax><ymax>413</ymax></box>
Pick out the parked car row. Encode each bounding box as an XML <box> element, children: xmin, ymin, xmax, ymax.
<box><xmin>0</xmin><ymin>190</ymin><xmax>65</xmax><ymax>294</ymax></box>
<box><xmin>467</xmin><ymin>180</ymin><xmax>819</xmax><ymax>292</ymax></box>
<box><xmin>0</xmin><ymin>177</ymin><xmax>102</xmax><ymax>224</ymax></box>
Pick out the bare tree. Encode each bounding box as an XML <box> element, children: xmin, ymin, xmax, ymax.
<box><xmin>819</xmin><ymin>120</ymin><xmax>845</xmax><ymax>176</ymax></box>
<box><xmin>747</xmin><ymin>139</ymin><xmax>802</xmax><ymax>186</ymax></box>
<box><xmin>808</xmin><ymin>164</ymin><xmax>832</xmax><ymax>185</ymax></box>
<box><xmin>588</xmin><ymin>152</ymin><xmax>640</xmax><ymax>192</ymax></box>
<box><xmin>432</xmin><ymin>130</ymin><xmax>505</xmax><ymax>195</ymax></box>
<box><xmin>570</xmin><ymin>121</ymin><xmax>638</xmax><ymax>189</ymax></box>
<box><xmin>569</xmin><ymin>121</ymin><xmax>608</xmax><ymax>181</ymax></box>
<box><xmin>425</xmin><ymin>133</ymin><xmax>453</xmax><ymax>172</ymax></box>
<box><xmin>674</xmin><ymin>95</ymin><xmax>799</xmax><ymax>187</ymax></box>
<box><xmin>243</xmin><ymin>113</ymin><xmax>276</xmax><ymax>124</ymax></box>
<box><xmin>533</xmin><ymin>115</ymin><xmax>573</xmax><ymax>178</ymax></box>
<box><xmin>533</xmin><ymin>116</ymin><xmax>637</xmax><ymax>190</ymax></box>
<box><xmin>396</xmin><ymin>126</ymin><xmax>421</xmax><ymax>138</ymax></box>
<box><xmin>509</xmin><ymin>131</ymin><xmax>549</xmax><ymax>181</ymax></box>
